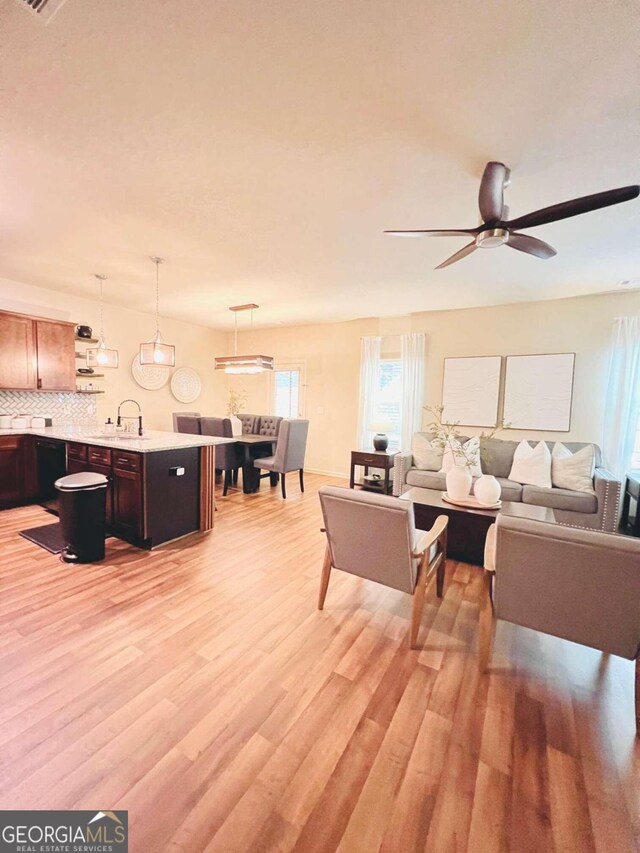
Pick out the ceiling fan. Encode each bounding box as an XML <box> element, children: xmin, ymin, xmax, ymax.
<box><xmin>385</xmin><ymin>162</ymin><xmax>640</xmax><ymax>269</ymax></box>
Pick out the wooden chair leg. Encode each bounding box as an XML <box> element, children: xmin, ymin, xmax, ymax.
<box><xmin>478</xmin><ymin>570</ymin><xmax>495</xmax><ymax>673</ymax></box>
<box><xmin>223</xmin><ymin>469</ymin><xmax>231</xmax><ymax>496</ymax></box>
<box><xmin>318</xmin><ymin>547</ymin><xmax>332</xmax><ymax>609</ymax></box>
<box><xmin>281</xmin><ymin>472</ymin><xmax>287</xmax><ymax>499</ymax></box>
<box><xmin>409</xmin><ymin>556</ymin><xmax>428</xmax><ymax>649</ymax></box>
<box><xmin>299</xmin><ymin>469</ymin><xmax>304</xmax><ymax>492</ymax></box>
<box><xmin>269</xmin><ymin>471</ymin><xmax>279</xmax><ymax>487</ymax></box>
<box><xmin>436</xmin><ymin>528</ymin><xmax>447</xmax><ymax>597</ymax></box>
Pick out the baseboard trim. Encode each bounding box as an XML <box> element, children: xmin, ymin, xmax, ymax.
<box><xmin>305</xmin><ymin>467</ymin><xmax>349</xmax><ymax>480</ymax></box>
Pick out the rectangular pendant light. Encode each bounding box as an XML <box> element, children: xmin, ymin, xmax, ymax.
<box><xmin>86</xmin><ymin>340</ymin><xmax>119</xmax><ymax>369</ymax></box>
<box><xmin>140</xmin><ymin>258</ymin><xmax>176</xmax><ymax>366</ymax></box>
<box><xmin>215</xmin><ymin>303</ymin><xmax>273</xmax><ymax>374</ymax></box>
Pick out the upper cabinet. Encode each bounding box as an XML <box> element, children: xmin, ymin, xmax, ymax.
<box><xmin>0</xmin><ymin>310</ymin><xmax>76</xmax><ymax>392</ymax></box>
<box><xmin>0</xmin><ymin>311</ymin><xmax>37</xmax><ymax>389</ymax></box>
<box><xmin>34</xmin><ymin>319</ymin><xmax>76</xmax><ymax>391</ymax></box>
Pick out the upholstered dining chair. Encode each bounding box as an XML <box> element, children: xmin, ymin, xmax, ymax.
<box><xmin>318</xmin><ymin>486</ymin><xmax>448</xmax><ymax>648</ymax></box>
<box><xmin>200</xmin><ymin>417</ymin><xmax>240</xmax><ymax>496</ymax></box>
<box><xmin>480</xmin><ymin>514</ymin><xmax>640</xmax><ymax>732</ymax></box>
<box><xmin>173</xmin><ymin>412</ymin><xmax>200</xmax><ymax>432</ymax></box>
<box><xmin>175</xmin><ymin>415</ymin><xmax>201</xmax><ymax>435</ymax></box>
<box><xmin>238</xmin><ymin>414</ymin><xmax>258</xmax><ymax>434</ymax></box>
<box><xmin>253</xmin><ymin>418</ymin><xmax>309</xmax><ymax>499</ymax></box>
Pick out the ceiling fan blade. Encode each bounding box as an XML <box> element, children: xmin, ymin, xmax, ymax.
<box><xmin>435</xmin><ymin>241</ymin><xmax>477</xmax><ymax>269</ymax></box>
<box><xmin>479</xmin><ymin>161</ymin><xmax>509</xmax><ymax>223</ymax></box>
<box><xmin>384</xmin><ymin>228</ymin><xmax>477</xmax><ymax>237</ymax></box>
<box><xmin>507</xmin><ymin>232</ymin><xmax>557</xmax><ymax>259</ymax></box>
<box><xmin>505</xmin><ymin>185</ymin><xmax>640</xmax><ymax>230</ymax></box>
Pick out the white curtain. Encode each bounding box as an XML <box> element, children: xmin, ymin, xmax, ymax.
<box><xmin>603</xmin><ymin>316</ymin><xmax>640</xmax><ymax>479</ymax></box>
<box><xmin>357</xmin><ymin>336</ymin><xmax>381</xmax><ymax>449</ymax></box>
<box><xmin>400</xmin><ymin>332</ymin><xmax>426</xmax><ymax>451</ymax></box>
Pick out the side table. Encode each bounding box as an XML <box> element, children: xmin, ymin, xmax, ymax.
<box><xmin>621</xmin><ymin>472</ymin><xmax>640</xmax><ymax>536</ymax></box>
<box><xmin>349</xmin><ymin>449</ymin><xmax>398</xmax><ymax>496</ymax></box>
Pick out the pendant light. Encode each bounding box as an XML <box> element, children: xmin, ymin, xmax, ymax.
<box><xmin>139</xmin><ymin>256</ymin><xmax>175</xmax><ymax>366</ymax></box>
<box><xmin>214</xmin><ymin>304</ymin><xmax>274</xmax><ymax>374</ymax></box>
<box><xmin>86</xmin><ymin>274</ymin><xmax>119</xmax><ymax>368</ymax></box>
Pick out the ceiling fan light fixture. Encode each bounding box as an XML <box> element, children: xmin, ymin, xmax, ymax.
<box><xmin>86</xmin><ymin>274</ymin><xmax>119</xmax><ymax>369</ymax></box>
<box><xmin>214</xmin><ymin>304</ymin><xmax>274</xmax><ymax>374</ymax></box>
<box><xmin>140</xmin><ymin>257</ymin><xmax>176</xmax><ymax>366</ymax></box>
<box><xmin>476</xmin><ymin>228</ymin><xmax>509</xmax><ymax>249</ymax></box>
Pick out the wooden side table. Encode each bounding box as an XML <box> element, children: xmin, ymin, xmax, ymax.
<box><xmin>349</xmin><ymin>449</ymin><xmax>398</xmax><ymax>496</ymax></box>
<box><xmin>621</xmin><ymin>472</ymin><xmax>640</xmax><ymax>536</ymax></box>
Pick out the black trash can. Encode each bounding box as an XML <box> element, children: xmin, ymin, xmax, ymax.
<box><xmin>55</xmin><ymin>471</ymin><xmax>108</xmax><ymax>563</ymax></box>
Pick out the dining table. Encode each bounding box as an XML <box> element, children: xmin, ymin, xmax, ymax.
<box><xmin>233</xmin><ymin>434</ymin><xmax>278</xmax><ymax>493</ymax></box>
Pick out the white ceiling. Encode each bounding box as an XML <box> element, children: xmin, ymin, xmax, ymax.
<box><xmin>1</xmin><ymin>0</ymin><xmax>638</xmax><ymax>330</ymax></box>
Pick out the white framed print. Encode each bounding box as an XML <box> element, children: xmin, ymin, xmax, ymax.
<box><xmin>503</xmin><ymin>353</ymin><xmax>575</xmax><ymax>431</ymax></box>
<box><xmin>441</xmin><ymin>355</ymin><xmax>501</xmax><ymax>427</ymax></box>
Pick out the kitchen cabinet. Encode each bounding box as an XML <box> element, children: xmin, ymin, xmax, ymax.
<box><xmin>0</xmin><ymin>312</ymin><xmax>37</xmax><ymax>390</ymax></box>
<box><xmin>0</xmin><ymin>310</ymin><xmax>75</xmax><ymax>391</ymax></box>
<box><xmin>112</xmin><ymin>467</ymin><xmax>143</xmax><ymax>540</ymax></box>
<box><xmin>0</xmin><ymin>435</ymin><xmax>36</xmax><ymax>508</ymax></box>
<box><xmin>34</xmin><ymin>319</ymin><xmax>76</xmax><ymax>391</ymax></box>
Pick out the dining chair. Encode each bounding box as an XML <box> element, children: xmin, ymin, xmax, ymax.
<box><xmin>238</xmin><ymin>414</ymin><xmax>258</xmax><ymax>434</ymax></box>
<box><xmin>481</xmin><ymin>514</ymin><xmax>640</xmax><ymax>732</ymax></box>
<box><xmin>318</xmin><ymin>486</ymin><xmax>448</xmax><ymax>648</ymax></box>
<box><xmin>172</xmin><ymin>412</ymin><xmax>200</xmax><ymax>432</ymax></box>
<box><xmin>200</xmin><ymin>417</ymin><xmax>240</xmax><ymax>496</ymax></box>
<box><xmin>175</xmin><ymin>415</ymin><xmax>201</xmax><ymax>434</ymax></box>
<box><xmin>253</xmin><ymin>418</ymin><xmax>309</xmax><ymax>499</ymax></box>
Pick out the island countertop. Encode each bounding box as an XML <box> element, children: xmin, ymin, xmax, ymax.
<box><xmin>0</xmin><ymin>426</ymin><xmax>236</xmax><ymax>453</ymax></box>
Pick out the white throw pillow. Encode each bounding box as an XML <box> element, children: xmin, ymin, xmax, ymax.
<box><xmin>411</xmin><ymin>434</ymin><xmax>442</xmax><ymax>471</ymax></box>
<box><xmin>440</xmin><ymin>437</ymin><xmax>482</xmax><ymax>477</ymax></box>
<box><xmin>508</xmin><ymin>440</ymin><xmax>552</xmax><ymax>488</ymax></box>
<box><xmin>551</xmin><ymin>443</ymin><xmax>595</xmax><ymax>492</ymax></box>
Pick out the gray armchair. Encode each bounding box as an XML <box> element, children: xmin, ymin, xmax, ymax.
<box><xmin>200</xmin><ymin>417</ymin><xmax>240</xmax><ymax>496</ymax></box>
<box><xmin>253</xmin><ymin>418</ymin><xmax>309</xmax><ymax>499</ymax></box>
<box><xmin>172</xmin><ymin>412</ymin><xmax>200</xmax><ymax>432</ymax></box>
<box><xmin>481</xmin><ymin>514</ymin><xmax>640</xmax><ymax>732</ymax></box>
<box><xmin>318</xmin><ymin>486</ymin><xmax>448</xmax><ymax>648</ymax></box>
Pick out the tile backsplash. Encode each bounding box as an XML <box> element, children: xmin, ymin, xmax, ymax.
<box><xmin>0</xmin><ymin>390</ymin><xmax>97</xmax><ymax>425</ymax></box>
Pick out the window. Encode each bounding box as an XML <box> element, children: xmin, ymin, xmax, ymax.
<box><xmin>632</xmin><ymin>423</ymin><xmax>640</xmax><ymax>469</ymax></box>
<box><xmin>272</xmin><ymin>364</ymin><xmax>305</xmax><ymax>418</ymax></box>
<box><xmin>375</xmin><ymin>359</ymin><xmax>402</xmax><ymax>450</ymax></box>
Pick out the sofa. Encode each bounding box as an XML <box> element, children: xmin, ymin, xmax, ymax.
<box><xmin>394</xmin><ymin>434</ymin><xmax>621</xmax><ymax>532</ymax></box>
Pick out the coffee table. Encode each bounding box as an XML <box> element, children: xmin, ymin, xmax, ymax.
<box><xmin>399</xmin><ymin>487</ymin><xmax>555</xmax><ymax>565</ymax></box>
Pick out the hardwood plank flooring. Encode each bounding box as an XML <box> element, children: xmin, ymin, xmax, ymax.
<box><xmin>0</xmin><ymin>473</ymin><xmax>638</xmax><ymax>852</ymax></box>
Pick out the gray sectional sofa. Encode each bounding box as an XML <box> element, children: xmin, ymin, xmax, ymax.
<box><xmin>393</xmin><ymin>435</ymin><xmax>621</xmax><ymax>532</ymax></box>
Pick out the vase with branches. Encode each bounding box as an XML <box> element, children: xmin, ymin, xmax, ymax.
<box><xmin>227</xmin><ymin>388</ymin><xmax>247</xmax><ymax>436</ymax></box>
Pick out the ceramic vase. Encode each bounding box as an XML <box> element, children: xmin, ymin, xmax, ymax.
<box><xmin>229</xmin><ymin>415</ymin><xmax>242</xmax><ymax>436</ymax></box>
<box><xmin>446</xmin><ymin>465</ymin><xmax>472</xmax><ymax>501</ymax></box>
<box><xmin>474</xmin><ymin>474</ymin><xmax>501</xmax><ymax>506</ymax></box>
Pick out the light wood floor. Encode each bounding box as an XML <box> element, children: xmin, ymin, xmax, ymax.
<box><xmin>1</xmin><ymin>473</ymin><xmax>638</xmax><ymax>852</ymax></box>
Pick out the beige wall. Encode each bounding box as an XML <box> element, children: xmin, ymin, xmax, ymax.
<box><xmin>227</xmin><ymin>290</ymin><xmax>640</xmax><ymax>476</ymax></box>
<box><xmin>0</xmin><ymin>277</ymin><xmax>228</xmax><ymax>430</ymax></box>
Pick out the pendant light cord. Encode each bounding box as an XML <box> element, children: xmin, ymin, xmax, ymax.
<box><xmin>151</xmin><ymin>257</ymin><xmax>163</xmax><ymax>335</ymax></box>
<box><xmin>94</xmin><ymin>274</ymin><xmax>107</xmax><ymax>339</ymax></box>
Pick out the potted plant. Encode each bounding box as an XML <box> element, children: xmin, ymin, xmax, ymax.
<box><xmin>424</xmin><ymin>405</ymin><xmax>506</xmax><ymax>504</ymax></box>
<box><xmin>226</xmin><ymin>388</ymin><xmax>247</xmax><ymax>436</ymax></box>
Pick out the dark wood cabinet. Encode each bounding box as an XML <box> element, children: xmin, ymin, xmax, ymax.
<box><xmin>0</xmin><ymin>312</ymin><xmax>37</xmax><ymax>389</ymax></box>
<box><xmin>0</xmin><ymin>436</ymin><xmax>27</xmax><ymax>508</ymax></box>
<box><xmin>112</xmin><ymin>467</ymin><xmax>143</xmax><ymax>540</ymax></box>
<box><xmin>86</xmin><ymin>461</ymin><xmax>114</xmax><ymax>527</ymax></box>
<box><xmin>35</xmin><ymin>319</ymin><xmax>76</xmax><ymax>391</ymax></box>
<box><xmin>0</xmin><ymin>310</ymin><xmax>76</xmax><ymax>392</ymax></box>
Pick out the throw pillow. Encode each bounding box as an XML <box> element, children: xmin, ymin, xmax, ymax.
<box><xmin>551</xmin><ymin>443</ymin><xmax>595</xmax><ymax>492</ymax></box>
<box><xmin>440</xmin><ymin>436</ymin><xmax>483</xmax><ymax>477</ymax></box>
<box><xmin>508</xmin><ymin>440</ymin><xmax>552</xmax><ymax>488</ymax></box>
<box><xmin>411</xmin><ymin>433</ymin><xmax>442</xmax><ymax>471</ymax></box>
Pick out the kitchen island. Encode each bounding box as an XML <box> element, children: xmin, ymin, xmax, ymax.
<box><xmin>0</xmin><ymin>427</ymin><xmax>235</xmax><ymax>548</ymax></box>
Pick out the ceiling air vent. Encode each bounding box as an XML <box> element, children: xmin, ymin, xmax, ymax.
<box><xmin>16</xmin><ymin>0</ymin><xmax>68</xmax><ymax>23</ymax></box>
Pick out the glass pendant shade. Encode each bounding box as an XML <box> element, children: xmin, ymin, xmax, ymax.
<box><xmin>86</xmin><ymin>274</ymin><xmax>118</xmax><ymax>368</ymax></box>
<box><xmin>87</xmin><ymin>335</ymin><xmax>119</xmax><ymax>368</ymax></box>
<box><xmin>214</xmin><ymin>304</ymin><xmax>273</xmax><ymax>374</ymax></box>
<box><xmin>140</xmin><ymin>330</ymin><xmax>176</xmax><ymax>366</ymax></box>
<box><xmin>140</xmin><ymin>257</ymin><xmax>175</xmax><ymax>366</ymax></box>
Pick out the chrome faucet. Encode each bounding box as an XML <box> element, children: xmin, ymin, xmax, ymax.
<box><xmin>117</xmin><ymin>399</ymin><xmax>144</xmax><ymax>436</ymax></box>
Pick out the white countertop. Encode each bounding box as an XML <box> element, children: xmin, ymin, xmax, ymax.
<box><xmin>0</xmin><ymin>426</ymin><xmax>235</xmax><ymax>453</ymax></box>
